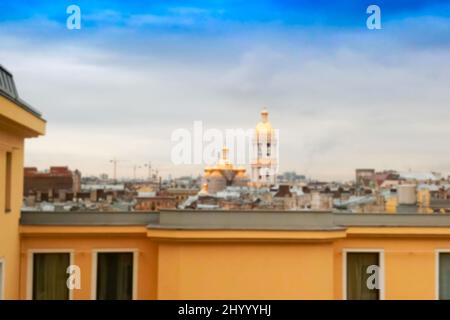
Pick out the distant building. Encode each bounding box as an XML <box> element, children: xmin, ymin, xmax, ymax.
<box><xmin>374</xmin><ymin>170</ymin><xmax>399</xmax><ymax>186</ymax></box>
<box><xmin>399</xmin><ymin>171</ymin><xmax>442</xmax><ymax>182</ymax></box>
<box><xmin>24</xmin><ymin>166</ymin><xmax>81</xmax><ymax>196</ymax></box>
<box><xmin>166</xmin><ymin>188</ymin><xmax>199</xmax><ymax>204</ymax></box>
<box><xmin>203</xmin><ymin>146</ymin><xmax>249</xmax><ymax>194</ymax></box>
<box><xmin>200</xmin><ymin>108</ymin><xmax>278</xmax><ymax>196</ymax></box>
<box><xmin>277</xmin><ymin>171</ymin><xmax>306</xmax><ymax>184</ymax></box>
<box><xmin>134</xmin><ymin>195</ymin><xmax>177</xmax><ymax>211</ymax></box>
<box><xmin>251</xmin><ymin>108</ymin><xmax>278</xmax><ymax>186</ymax></box>
<box><xmin>81</xmin><ymin>183</ymin><xmax>125</xmax><ymax>192</ymax></box>
<box><xmin>355</xmin><ymin>168</ymin><xmax>376</xmax><ymax>189</ymax></box>
<box><xmin>417</xmin><ymin>184</ymin><xmax>450</xmax><ymax>213</ymax></box>
<box><xmin>170</xmin><ymin>176</ymin><xmax>200</xmax><ymax>189</ymax></box>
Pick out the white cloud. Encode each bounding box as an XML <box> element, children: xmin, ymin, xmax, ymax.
<box><xmin>1</xmin><ymin>19</ymin><xmax>449</xmax><ymax>180</ymax></box>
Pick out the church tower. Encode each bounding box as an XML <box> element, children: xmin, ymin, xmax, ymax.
<box><xmin>251</xmin><ymin>108</ymin><xmax>278</xmax><ymax>186</ymax></box>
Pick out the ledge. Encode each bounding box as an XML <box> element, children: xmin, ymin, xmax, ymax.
<box><xmin>146</xmin><ymin>228</ymin><xmax>347</xmax><ymax>241</ymax></box>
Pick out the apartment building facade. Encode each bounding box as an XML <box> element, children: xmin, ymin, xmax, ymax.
<box><xmin>0</xmin><ymin>65</ymin><xmax>46</xmax><ymax>299</ymax></box>
<box><xmin>18</xmin><ymin>210</ymin><xmax>450</xmax><ymax>300</ymax></box>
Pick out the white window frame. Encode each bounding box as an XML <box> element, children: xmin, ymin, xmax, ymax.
<box><xmin>342</xmin><ymin>248</ymin><xmax>385</xmax><ymax>300</ymax></box>
<box><xmin>435</xmin><ymin>249</ymin><xmax>450</xmax><ymax>300</ymax></box>
<box><xmin>26</xmin><ymin>249</ymin><xmax>74</xmax><ymax>300</ymax></box>
<box><xmin>91</xmin><ymin>249</ymin><xmax>138</xmax><ymax>300</ymax></box>
<box><xmin>0</xmin><ymin>257</ymin><xmax>5</xmax><ymax>300</ymax></box>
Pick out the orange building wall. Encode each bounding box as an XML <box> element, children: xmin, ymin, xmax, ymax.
<box><xmin>157</xmin><ymin>241</ymin><xmax>335</xmax><ymax>299</ymax></box>
<box><xmin>0</xmin><ymin>90</ymin><xmax>45</xmax><ymax>300</ymax></box>
<box><xmin>18</xmin><ymin>226</ymin><xmax>450</xmax><ymax>300</ymax></box>
<box><xmin>19</xmin><ymin>233</ymin><xmax>158</xmax><ymax>300</ymax></box>
<box><xmin>333</xmin><ymin>237</ymin><xmax>442</xmax><ymax>300</ymax></box>
<box><xmin>0</xmin><ymin>130</ymin><xmax>25</xmax><ymax>299</ymax></box>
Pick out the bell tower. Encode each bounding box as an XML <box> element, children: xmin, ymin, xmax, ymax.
<box><xmin>251</xmin><ymin>108</ymin><xmax>278</xmax><ymax>186</ymax></box>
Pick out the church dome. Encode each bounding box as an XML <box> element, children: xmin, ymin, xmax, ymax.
<box><xmin>204</xmin><ymin>167</ymin><xmax>213</xmax><ymax>177</ymax></box>
<box><xmin>209</xmin><ymin>170</ymin><xmax>223</xmax><ymax>178</ymax></box>
<box><xmin>203</xmin><ymin>145</ymin><xmax>250</xmax><ymax>193</ymax></box>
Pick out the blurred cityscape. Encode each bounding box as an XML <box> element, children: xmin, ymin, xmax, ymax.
<box><xmin>23</xmin><ymin>162</ymin><xmax>450</xmax><ymax>214</ymax></box>
<box><xmin>22</xmin><ymin>108</ymin><xmax>450</xmax><ymax>215</ymax></box>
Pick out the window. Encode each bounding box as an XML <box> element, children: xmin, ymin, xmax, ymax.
<box><xmin>5</xmin><ymin>151</ymin><xmax>12</xmax><ymax>212</ymax></box>
<box><xmin>0</xmin><ymin>73</ymin><xmax>6</xmax><ymax>90</ymax></box>
<box><xmin>346</xmin><ymin>251</ymin><xmax>381</xmax><ymax>300</ymax></box>
<box><xmin>96</xmin><ymin>252</ymin><xmax>134</xmax><ymax>300</ymax></box>
<box><xmin>438</xmin><ymin>252</ymin><xmax>450</xmax><ymax>300</ymax></box>
<box><xmin>0</xmin><ymin>259</ymin><xmax>4</xmax><ymax>300</ymax></box>
<box><xmin>32</xmin><ymin>253</ymin><xmax>70</xmax><ymax>300</ymax></box>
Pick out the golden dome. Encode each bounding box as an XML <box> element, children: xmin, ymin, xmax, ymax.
<box><xmin>210</xmin><ymin>170</ymin><xmax>223</xmax><ymax>177</ymax></box>
<box><xmin>236</xmin><ymin>170</ymin><xmax>247</xmax><ymax>178</ymax></box>
<box><xmin>203</xmin><ymin>146</ymin><xmax>248</xmax><ymax>189</ymax></box>
<box><xmin>256</xmin><ymin>108</ymin><xmax>273</xmax><ymax>134</ymax></box>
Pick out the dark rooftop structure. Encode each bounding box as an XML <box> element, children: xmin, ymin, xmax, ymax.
<box><xmin>0</xmin><ymin>64</ymin><xmax>43</xmax><ymax>118</ymax></box>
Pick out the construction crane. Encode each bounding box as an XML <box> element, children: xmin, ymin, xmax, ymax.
<box><xmin>109</xmin><ymin>158</ymin><xmax>126</xmax><ymax>183</ymax></box>
<box><xmin>143</xmin><ymin>162</ymin><xmax>168</xmax><ymax>183</ymax></box>
<box><xmin>144</xmin><ymin>162</ymin><xmax>152</xmax><ymax>181</ymax></box>
<box><xmin>133</xmin><ymin>165</ymin><xmax>142</xmax><ymax>180</ymax></box>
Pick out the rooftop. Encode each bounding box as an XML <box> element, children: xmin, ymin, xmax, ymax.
<box><xmin>20</xmin><ymin>210</ymin><xmax>450</xmax><ymax>231</ymax></box>
<box><xmin>0</xmin><ymin>64</ymin><xmax>43</xmax><ymax>118</ymax></box>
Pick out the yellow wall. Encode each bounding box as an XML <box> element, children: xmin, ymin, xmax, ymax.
<box><xmin>0</xmin><ymin>96</ymin><xmax>46</xmax><ymax>137</ymax></box>
<box><xmin>0</xmin><ymin>94</ymin><xmax>45</xmax><ymax>299</ymax></box>
<box><xmin>333</xmin><ymin>237</ymin><xmax>441</xmax><ymax>300</ymax></box>
<box><xmin>19</xmin><ymin>227</ymin><xmax>158</xmax><ymax>300</ymax></box>
<box><xmin>0</xmin><ymin>132</ymin><xmax>24</xmax><ymax>299</ymax></box>
<box><xmin>157</xmin><ymin>241</ymin><xmax>334</xmax><ymax>299</ymax></box>
<box><xmin>17</xmin><ymin>226</ymin><xmax>450</xmax><ymax>300</ymax></box>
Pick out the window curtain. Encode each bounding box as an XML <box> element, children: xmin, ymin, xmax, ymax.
<box><xmin>33</xmin><ymin>253</ymin><xmax>70</xmax><ymax>300</ymax></box>
<box><xmin>439</xmin><ymin>253</ymin><xmax>450</xmax><ymax>300</ymax></box>
<box><xmin>347</xmin><ymin>252</ymin><xmax>380</xmax><ymax>300</ymax></box>
<box><xmin>96</xmin><ymin>252</ymin><xmax>133</xmax><ymax>300</ymax></box>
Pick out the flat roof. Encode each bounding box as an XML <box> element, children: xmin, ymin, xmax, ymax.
<box><xmin>21</xmin><ymin>211</ymin><xmax>159</xmax><ymax>226</ymax></box>
<box><xmin>20</xmin><ymin>210</ymin><xmax>450</xmax><ymax>231</ymax></box>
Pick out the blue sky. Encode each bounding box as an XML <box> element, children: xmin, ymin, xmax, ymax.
<box><xmin>1</xmin><ymin>1</ymin><xmax>450</xmax><ymax>180</ymax></box>
<box><xmin>1</xmin><ymin>0</ymin><xmax>449</xmax><ymax>26</ymax></box>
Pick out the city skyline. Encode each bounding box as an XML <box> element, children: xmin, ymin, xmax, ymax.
<box><xmin>1</xmin><ymin>1</ymin><xmax>449</xmax><ymax>179</ymax></box>
<box><xmin>3</xmin><ymin>1</ymin><xmax>450</xmax><ymax>304</ymax></box>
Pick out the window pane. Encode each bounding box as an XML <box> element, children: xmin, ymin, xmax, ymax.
<box><xmin>347</xmin><ymin>252</ymin><xmax>380</xmax><ymax>300</ymax></box>
<box><xmin>33</xmin><ymin>253</ymin><xmax>70</xmax><ymax>300</ymax></box>
<box><xmin>439</xmin><ymin>253</ymin><xmax>450</xmax><ymax>300</ymax></box>
<box><xmin>96</xmin><ymin>252</ymin><xmax>133</xmax><ymax>300</ymax></box>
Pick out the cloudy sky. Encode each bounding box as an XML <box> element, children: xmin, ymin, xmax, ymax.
<box><xmin>1</xmin><ymin>0</ymin><xmax>449</xmax><ymax>181</ymax></box>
